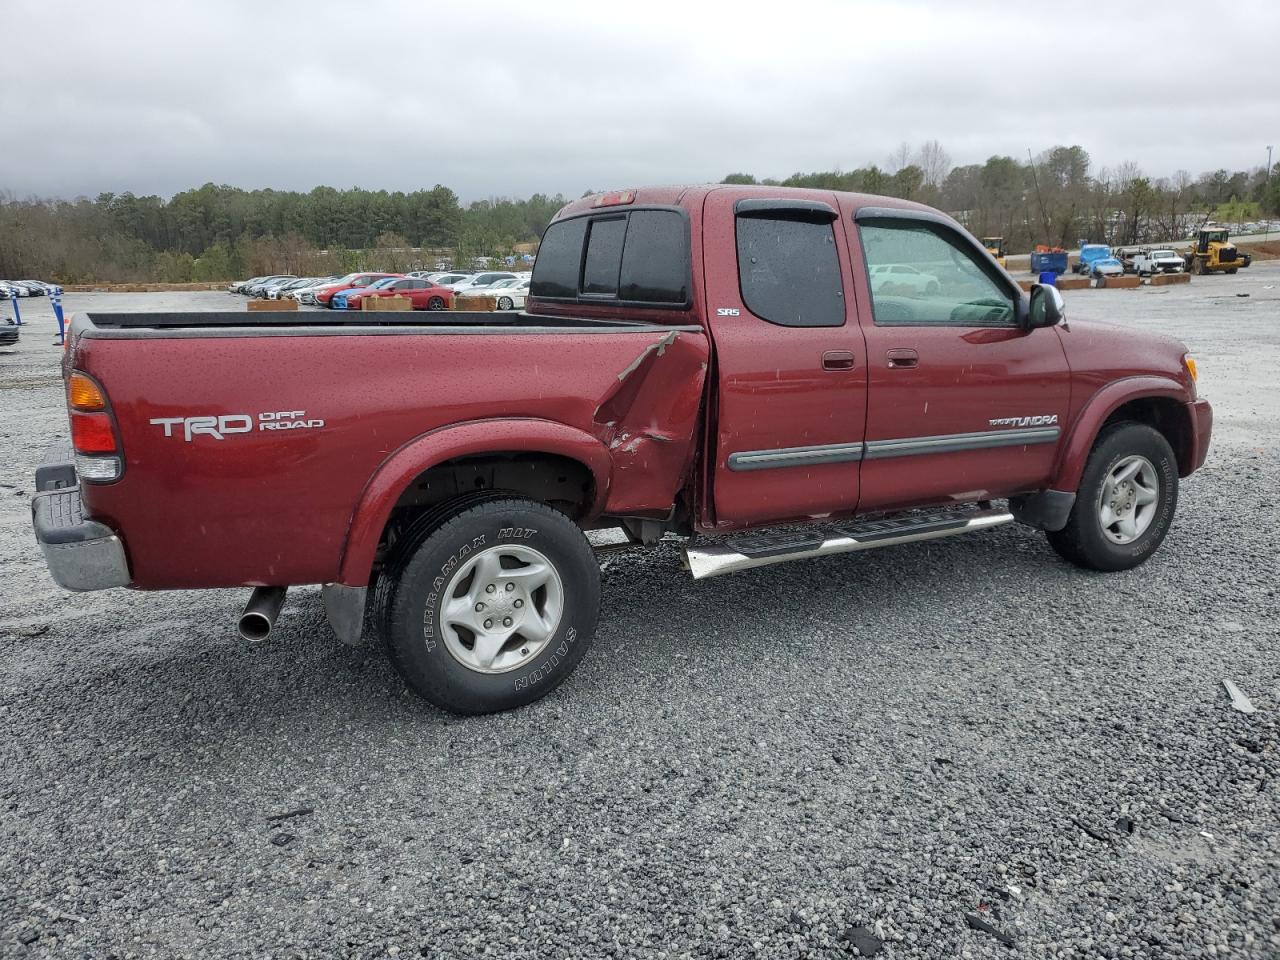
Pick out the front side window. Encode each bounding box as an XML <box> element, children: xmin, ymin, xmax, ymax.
<box><xmin>859</xmin><ymin>221</ymin><xmax>1015</xmax><ymax>327</ymax></box>
<box><xmin>736</xmin><ymin>215</ymin><xmax>844</xmax><ymax>327</ymax></box>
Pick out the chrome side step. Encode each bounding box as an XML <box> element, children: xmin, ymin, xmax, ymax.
<box><xmin>683</xmin><ymin>508</ymin><xmax>1013</xmax><ymax>579</ymax></box>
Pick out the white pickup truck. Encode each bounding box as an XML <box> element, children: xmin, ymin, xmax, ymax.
<box><xmin>1132</xmin><ymin>249</ymin><xmax>1186</xmax><ymax>276</ymax></box>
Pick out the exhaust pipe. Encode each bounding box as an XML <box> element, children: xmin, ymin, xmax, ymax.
<box><xmin>238</xmin><ymin>586</ymin><xmax>287</xmax><ymax>643</ymax></box>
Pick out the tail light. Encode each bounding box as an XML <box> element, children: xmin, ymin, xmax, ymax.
<box><xmin>67</xmin><ymin>371</ymin><xmax>123</xmax><ymax>482</ymax></box>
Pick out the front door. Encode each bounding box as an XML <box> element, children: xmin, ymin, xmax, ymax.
<box><xmin>703</xmin><ymin>189</ymin><xmax>868</xmax><ymax>527</ymax></box>
<box><xmin>839</xmin><ymin>206</ymin><xmax>1072</xmax><ymax>512</ymax></box>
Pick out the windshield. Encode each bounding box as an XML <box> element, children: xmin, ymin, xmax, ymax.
<box><xmin>368</xmin><ymin>278</ymin><xmax>399</xmax><ymax>289</ymax></box>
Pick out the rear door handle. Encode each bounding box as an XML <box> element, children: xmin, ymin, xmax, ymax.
<box><xmin>822</xmin><ymin>350</ymin><xmax>856</xmax><ymax>371</ymax></box>
<box><xmin>886</xmin><ymin>348</ymin><xmax>919</xmax><ymax>369</ymax></box>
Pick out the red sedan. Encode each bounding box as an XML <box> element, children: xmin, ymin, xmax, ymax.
<box><xmin>340</xmin><ymin>277</ymin><xmax>455</xmax><ymax>311</ymax></box>
<box><xmin>314</xmin><ymin>273</ymin><xmax>401</xmax><ymax>308</ymax></box>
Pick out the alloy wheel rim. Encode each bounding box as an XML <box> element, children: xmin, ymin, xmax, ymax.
<box><xmin>1097</xmin><ymin>454</ymin><xmax>1159</xmax><ymax>544</ymax></box>
<box><xmin>439</xmin><ymin>544</ymin><xmax>563</xmax><ymax>674</ymax></box>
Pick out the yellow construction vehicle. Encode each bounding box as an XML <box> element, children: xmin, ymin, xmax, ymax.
<box><xmin>981</xmin><ymin>236</ymin><xmax>1007</xmax><ymax>268</ymax></box>
<box><xmin>1184</xmin><ymin>226</ymin><xmax>1252</xmax><ymax>275</ymax></box>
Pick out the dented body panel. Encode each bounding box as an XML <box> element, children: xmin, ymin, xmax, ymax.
<box><xmin>70</xmin><ymin>318</ymin><xmax>707</xmax><ymax>589</ymax></box>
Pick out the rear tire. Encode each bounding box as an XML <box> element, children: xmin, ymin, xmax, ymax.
<box><xmin>380</xmin><ymin>497</ymin><xmax>600</xmax><ymax>714</ymax></box>
<box><xmin>1046</xmin><ymin>422</ymin><xmax>1178</xmax><ymax>572</ymax></box>
<box><xmin>498</xmin><ymin>296</ymin><xmax>514</xmax><ymax>310</ymax></box>
<box><xmin>427</xmin><ymin>296</ymin><xmax>445</xmax><ymax>310</ymax></box>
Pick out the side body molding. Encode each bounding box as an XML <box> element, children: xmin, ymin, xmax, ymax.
<box><xmin>1052</xmin><ymin>376</ymin><xmax>1191</xmax><ymax>492</ymax></box>
<box><xmin>338</xmin><ymin>419</ymin><xmax>613</xmax><ymax>585</ymax></box>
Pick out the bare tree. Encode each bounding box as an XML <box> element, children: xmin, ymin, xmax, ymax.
<box><xmin>916</xmin><ymin>140</ymin><xmax>952</xmax><ymax>189</ymax></box>
<box><xmin>887</xmin><ymin>142</ymin><xmax>913</xmax><ymax>174</ymax></box>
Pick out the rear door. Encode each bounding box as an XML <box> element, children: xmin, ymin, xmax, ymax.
<box><xmin>704</xmin><ymin>191</ymin><xmax>869</xmax><ymax>526</ymax></box>
<box><xmin>840</xmin><ymin>204</ymin><xmax>1071</xmax><ymax>512</ymax></box>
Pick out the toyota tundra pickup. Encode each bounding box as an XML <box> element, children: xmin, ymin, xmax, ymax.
<box><xmin>32</xmin><ymin>186</ymin><xmax>1213</xmax><ymax>714</ymax></box>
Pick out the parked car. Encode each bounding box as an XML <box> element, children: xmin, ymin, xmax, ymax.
<box><xmin>868</xmin><ymin>264</ymin><xmax>942</xmax><ymax>296</ymax></box>
<box><xmin>1133</xmin><ymin>249</ymin><xmax>1185</xmax><ymax>276</ymax></box>
<box><xmin>336</xmin><ymin>277</ymin><xmax>454</xmax><ymax>311</ymax></box>
<box><xmin>3</xmin><ymin>281</ymin><xmax>31</xmax><ymax>297</ymax></box>
<box><xmin>246</xmin><ymin>276</ymin><xmax>298</xmax><ymax>297</ymax></box>
<box><xmin>449</xmin><ymin>272</ymin><xmax>518</xmax><ymax>295</ymax></box>
<box><xmin>288</xmin><ymin>277</ymin><xmax>341</xmax><ymax>302</ymax></box>
<box><xmin>1087</xmin><ymin>257</ymin><xmax>1126</xmax><ymax>280</ymax></box>
<box><xmin>32</xmin><ymin>185</ymin><xmax>1212</xmax><ymax>716</ymax></box>
<box><xmin>0</xmin><ymin>317</ymin><xmax>18</xmax><ymax>346</ymax></box>
<box><xmin>466</xmin><ymin>277</ymin><xmax>530</xmax><ymax>310</ymax></box>
<box><xmin>0</xmin><ymin>282</ymin><xmax>19</xmax><ymax>300</ymax></box>
<box><xmin>12</xmin><ymin>280</ymin><xmax>49</xmax><ymax>297</ymax></box>
<box><xmin>431</xmin><ymin>273</ymin><xmax>472</xmax><ymax>288</ymax></box>
<box><xmin>314</xmin><ymin>273</ymin><xmax>401</xmax><ymax>308</ymax></box>
<box><xmin>1073</xmin><ymin>244</ymin><xmax>1112</xmax><ymax>275</ymax></box>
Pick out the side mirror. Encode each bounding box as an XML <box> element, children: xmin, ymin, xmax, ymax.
<box><xmin>1027</xmin><ymin>283</ymin><xmax>1066</xmax><ymax>328</ymax></box>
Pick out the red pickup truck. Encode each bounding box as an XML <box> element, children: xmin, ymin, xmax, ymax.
<box><xmin>32</xmin><ymin>185</ymin><xmax>1212</xmax><ymax>714</ymax></box>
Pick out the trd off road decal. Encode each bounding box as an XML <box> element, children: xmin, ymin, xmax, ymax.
<box><xmin>150</xmin><ymin>410</ymin><xmax>325</xmax><ymax>441</ymax></box>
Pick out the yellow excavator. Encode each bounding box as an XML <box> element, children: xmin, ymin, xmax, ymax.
<box><xmin>982</xmin><ymin>236</ymin><xmax>1007</xmax><ymax>268</ymax></box>
<box><xmin>1184</xmin><ymin>226</ymin><xmax>1252</xmax><ymax>275</ymax></box>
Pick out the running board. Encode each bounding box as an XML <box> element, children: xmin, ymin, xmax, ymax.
<box><xmin>683</xmin><ymin>508</ymin><xmax>1013</xmax><ymax>579</ymax></box>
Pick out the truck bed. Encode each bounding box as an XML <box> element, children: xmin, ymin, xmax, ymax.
<box><xmin>68</xmin><ymin>310</ymin><xmax>710</xmax><ymax>589</ymax></box>
<box><xmin>78</xmin><ymin>310</ymin><xmax>694</xmax><ymax>334</ymax></box>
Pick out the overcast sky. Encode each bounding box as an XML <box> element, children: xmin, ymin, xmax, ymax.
<box><xmin>3</xmin><ymin>0</ymin><xmax>1276</xmax><ymax>203</ymax></box>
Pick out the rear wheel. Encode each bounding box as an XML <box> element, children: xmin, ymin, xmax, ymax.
<box><xmin>380</xmin><ymin>498</ymin><xmax>600</xmax><ymax>713</ymax></box>
<box><xmin>1046</xmin><ymin>422</ymin><xmax>1178</xmax><ymax>572</ymax></box>
<box><xmin>497</xmin><ymin>296</ymin><xmax>514</xmax><ymax>310</ymax></box>
<box><xmin>427</xmin><ymin>296</ymin><xmax>445</xmax><ymax>310</ymax></box>
<box><xmin>1227</xmin><ymin>268</ymin><xmax>1238</xmax><ymax>274</ymax></box>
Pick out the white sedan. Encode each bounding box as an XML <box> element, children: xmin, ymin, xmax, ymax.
<box><xmin>869</xmin><ymin>264</ymin><xmax>942</xmax><ymax>297</ymax></box>
<box><xmin>464</xmin><ymin>277</ymin><xmax>531</xmax><ymax>310</ymax></box>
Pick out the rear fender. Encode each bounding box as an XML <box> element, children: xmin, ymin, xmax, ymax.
<box><xmin>1053</xmin><ymin>376</ymin><xmax>1189</xmax><ymax>492</ymax></box>
<box><xmin>338</xmin><ymin>419</ymin><xmax>612</xmax><ymax>585</ymax></box>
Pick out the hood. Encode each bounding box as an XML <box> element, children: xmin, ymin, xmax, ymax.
<box><xmin>1056</xmin><ymin>317</ymin><xmax>1194</xmax><ymax>395</ymax></box>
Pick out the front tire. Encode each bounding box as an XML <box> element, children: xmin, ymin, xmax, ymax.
<box><xmin>1046</xmin><ymin>422</ymin><xmax>1178</xmax><ymax>572</ymax></box>
<box><xmin>381</xmin><ymin>498</ymin><xmax>600</xmax><ymax>713</ymax></box>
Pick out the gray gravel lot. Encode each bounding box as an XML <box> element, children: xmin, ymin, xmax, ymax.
<box><xmin>2</xmin><ymin>273</ymin><xmax>1278</xmax><ymax>958</ymax></box>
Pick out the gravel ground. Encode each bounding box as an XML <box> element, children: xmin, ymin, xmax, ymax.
<box><xmin>1</xmin><ymin>274</ymin><xmax>1278</xmax><ymax>959</ymax></box>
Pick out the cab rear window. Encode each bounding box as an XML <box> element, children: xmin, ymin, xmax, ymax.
<box><xmin>531</xmin><ymin>208</ymin><xmax>690</xmax><ymax>307</ymax></box>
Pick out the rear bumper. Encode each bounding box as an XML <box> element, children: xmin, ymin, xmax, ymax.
<box><xmin>31</xmin><ymin>449</ymin><xmax>131</xmax><ymax>591</ymax></box>
<box><xmin>1186</xmin><ymin>398</ymin><xmax>1213</xmax><ymax>474</ymax></box>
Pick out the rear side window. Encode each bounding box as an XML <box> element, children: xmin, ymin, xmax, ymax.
<box><xmin>619</xmin><ymin>211</ymin><xmax>689</xmax><ymax>303</ymax></box>
<box><xmin>531</xmin><ymin>218</ymin><xmax>588</xmax><ymax>299</ymax></box>
<box><xmin>582</xmin><ymin>217</ymin><xmax>627</xmax><ymax>295</ymax></box>
<box><xmin>531</xmin><ymin>208</ymin><xmax>690</xmax><ymax>306</ymax></box>
<box><xmin>736</xmin><ymin>215</ymin><xmax>844</xmax><ymax>327</ymax></box>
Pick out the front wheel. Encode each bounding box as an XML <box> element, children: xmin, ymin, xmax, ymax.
<box><xmin>381</xmin><ymin>498</ymin><xmax>600</xmax><ymax>713</ymax></box>
<box><xmin>1046</xmin><ymin>422</ymin><xmax>1178</xmax><ymax>572</ymax></box>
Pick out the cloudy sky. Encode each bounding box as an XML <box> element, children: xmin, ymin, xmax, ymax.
<box><xmin>3</xmin><ymin>0</ymin><xmax>1275</xmax><ymax>202</ymax></box>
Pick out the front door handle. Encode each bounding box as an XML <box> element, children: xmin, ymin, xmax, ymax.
<box><xmin>886</xmin><ymin>348</ymin><xmax>919</xmax><ymax>369</ymax></box>
<box><xmin>822</xmin><ymin>350</ymin><xmax>856</xmax><ymax>371</ymax></box>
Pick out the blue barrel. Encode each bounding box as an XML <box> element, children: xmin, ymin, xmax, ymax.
<box><xmin>1038</xmin><ymin>271</ymin><xmax>1058</xmax><ymax>286</ymax></box>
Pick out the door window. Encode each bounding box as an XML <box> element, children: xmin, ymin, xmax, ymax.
<box><xmin>859</xmin><ymin>222</ymin><xmax>1015</xmax><ymax>327</ymax></box>
<box><xmin>736</xmin><ymin>215</ymin><xmax>844</xmax><ymax>327</ymax></box>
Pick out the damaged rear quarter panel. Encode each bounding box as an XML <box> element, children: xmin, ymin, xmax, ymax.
<box><xmin>592</xmin><ymin>329</ymin><xmax>709</xmax><ymax>516</ymax></box>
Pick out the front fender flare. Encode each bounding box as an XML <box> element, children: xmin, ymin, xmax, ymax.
<box><xmin>1053</xmin><ymin>376</ymin><xmax>1190</xmax><ymax>492</ymax></box>
<box><xmin>337</xmin><ymin>418</ymin><xmax>612</xmax><ymax>586</ymax></box>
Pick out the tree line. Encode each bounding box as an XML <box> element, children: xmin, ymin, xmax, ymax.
<box><xmin>2</xmin><ymin>143</ymin><xmax>1277</xmax><ymax>282</ymax></box>
<box><xmin>0</xmin><ymin>184</ymin><xmax>570</xmax><ymax>283</ymax></box>
<box><xmin>725</xmin><ymin>142</ymin><xmax>1279</xmax><ymax>252</ymax></box>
